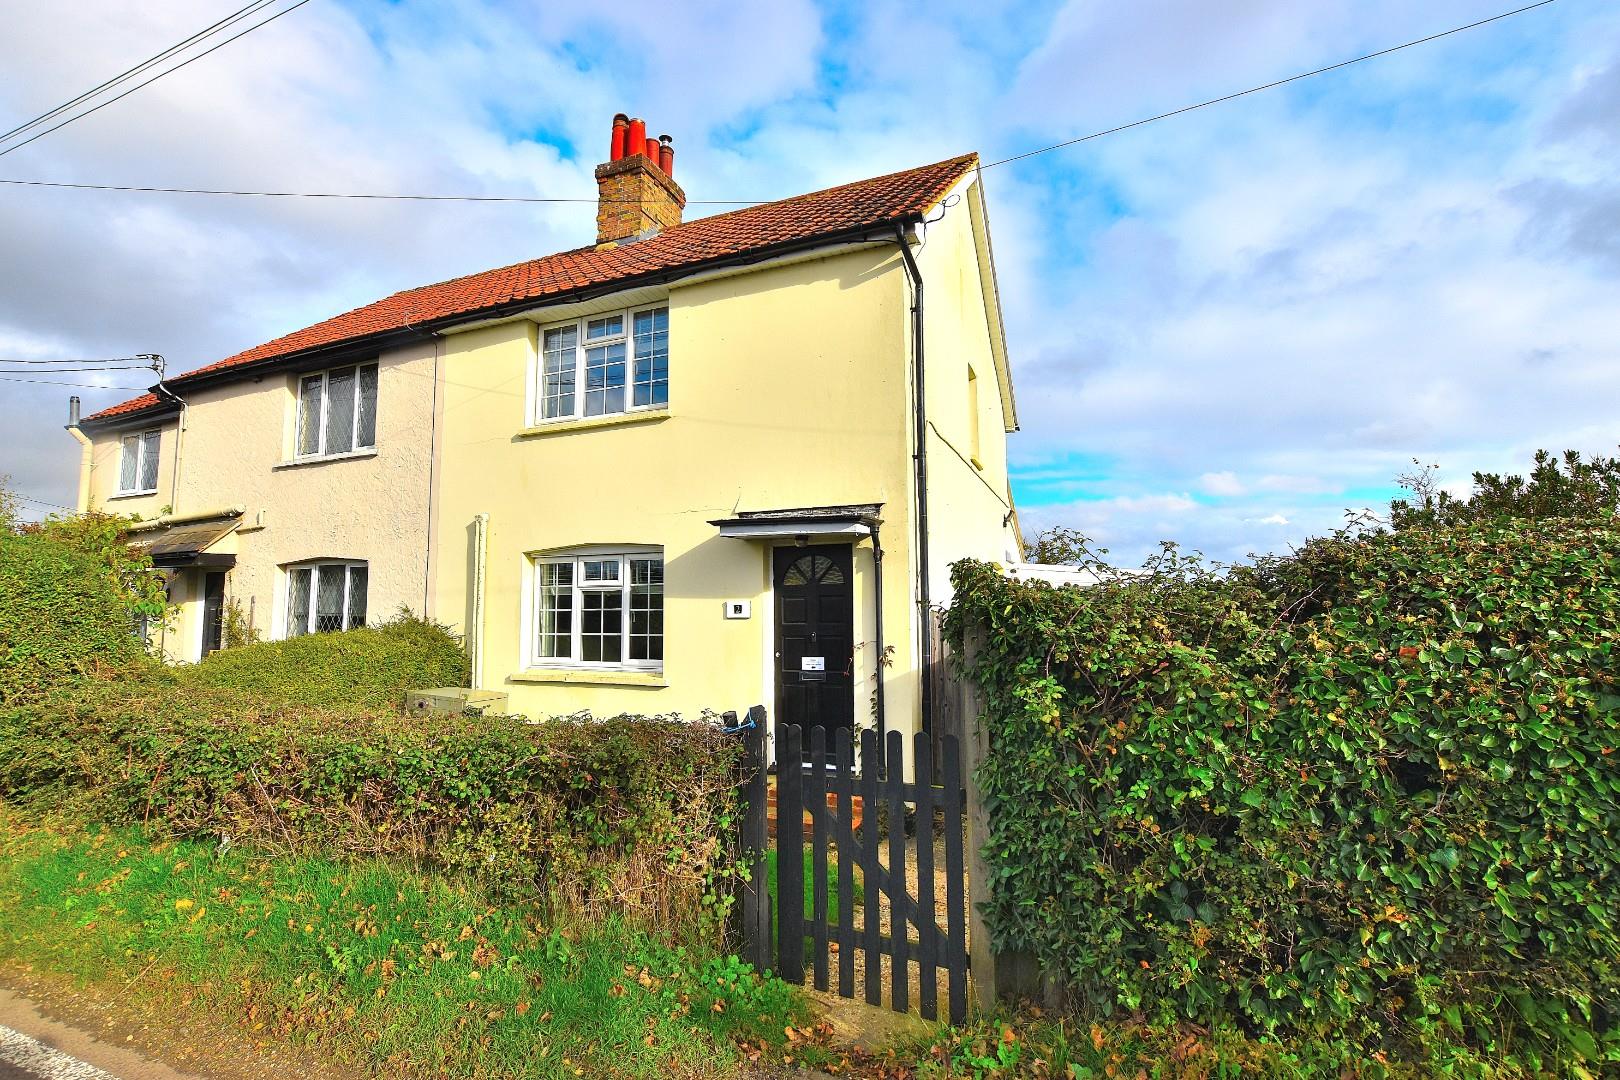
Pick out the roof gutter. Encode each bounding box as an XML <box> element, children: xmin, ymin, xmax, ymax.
<box><xmin>892</xmin><ymin>224</ymin><xmax>933</xmax><ymax>740</ymax></box>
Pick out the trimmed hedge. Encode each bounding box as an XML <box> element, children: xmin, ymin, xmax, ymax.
<box><xmin>946</xmin><ymin>519</ymin><xmax>1620</xmax><ymax>1068</ymax></box>
<box><xmin>178</xmin><ymin>611</ymin><xmax>469</xmax><ymax>708</ymax></box>
<box><xmin>0</xmin><ymin>531</ymin><xmax>150</xmax><ymax>705</ymax></box>
<box><xmin>0</xmin><ymin>682</ymin><xmax>741</xmax><ymax>939</ymax></box>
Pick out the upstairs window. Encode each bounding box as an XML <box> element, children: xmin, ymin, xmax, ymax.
<box><xmin>286</xmin><ymin>560</ymin><xmax>368</xmax><ymax>636</ymax></box>
<box><xmin>537</xmin><ymin>307</ymin><xmax>667</xmax><ymax>423</ymax></box>
<box><xmin>118</xmin><ymin>429</ymin><xmax>162</xmax><ymax>494</ymax></box>
<box><xmin>296</xmin><ymin>362</ymin><xmax>378</xmax><ymax>458</ymax></box>
<box><xmin>532</xmin><ymin>549</ymin><xmax>663</xmax><ymax>668</ymax></box>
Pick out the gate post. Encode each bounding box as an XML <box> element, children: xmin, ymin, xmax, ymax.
<box><xmin>737</xmin><ymin>708</ymin><xmax>772</xmax><ymax>973</ymax></box>
<box><xmin>959</xmin><ymin>625</ymin><xmax>1045</xmax><ymax>1011</ymax></box>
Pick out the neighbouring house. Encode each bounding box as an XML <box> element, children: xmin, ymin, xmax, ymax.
<box><xmin>69</xmin><ymin>114</ymin><xmax>1020</xmax><ymax>762</ymax></box>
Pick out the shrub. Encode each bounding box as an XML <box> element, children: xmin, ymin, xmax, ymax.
<box><xmin>178</xmin><ymin>610</ymin><xmax>469</xmax><ymax>708</ymax></box>
<box><xmin>946</xmin><ymin>518</ymin><xmax>1620</xmax><ymax>1069</ymax></box>
<box><xmin>0</xmin><ymin>681</ymin><xmax>741</xmax><ymax>942</ymax></box>
<box><xmin>0</xmin><ymin>530</ymin><xmax>154</xmax><ymax>705</ymax></box>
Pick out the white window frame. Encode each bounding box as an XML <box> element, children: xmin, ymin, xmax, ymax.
<box><xmin>531</xmin><ymin>306</ymin><xmax>668</xmax><ymax>425</ymax></box>
<box><xmin>284</xmin><ymin>560</ymin><xmax>369</xmax><ymax>637</ymax></box>
<box><xmin>527</xmin><ymin>547</ymin><xmax>664</xmax><ymax>671</ymax></box>
<box><xmin>294</xmin><ymin>361</ymin><xmax>379</xmax><ymax>459</ymax></box>
<box><xmin>117</xmin><ymin>429</ymin><xmax>162</xmax><ymax>494</ymax></box>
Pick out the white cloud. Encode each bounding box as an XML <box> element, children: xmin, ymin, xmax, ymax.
<box><xmin>1197</xmin><ymin>471</ymin><xmax>1246</xmax><ymax>496</ymax></box>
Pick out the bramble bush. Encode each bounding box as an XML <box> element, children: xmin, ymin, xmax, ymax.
<box><xmin>946</xmin><ymin>516</ymin><xmax>1620</xmax><ymax>1071</ymax></box>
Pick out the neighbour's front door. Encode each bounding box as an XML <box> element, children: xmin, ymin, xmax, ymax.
<box><xmin>201</xmin><ymin>571</ymin><xmax>226</xmax><ymax>657</ymax></box>
<box><xmin>774</xmin><ymin>544</ymin><xmax>854</xmax><ymax>738</ymax></box>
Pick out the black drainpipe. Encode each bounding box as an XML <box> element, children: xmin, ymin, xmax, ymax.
<box><xmin>893</xmin><ymin>225</ymin><xmax>932</xmax><ymax>737</ymax></box>
<box><xmin>870</xmin><ymin>518</ymin><xmax>886</xmax><ymax>751</ymax></box>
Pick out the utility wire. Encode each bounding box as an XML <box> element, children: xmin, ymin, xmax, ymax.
<box><xmin>0</xmin><ymin>0</ymin><xmax>314</xmax><ymax>160</ymax></box>
<box><xmin>0</xmin><ymin>177</ymin><xmax>763</xmax><ymax>205</ymax></box>
<box><xmin>0</xmin><ymin>1</ymin><xmax>1557</xmax><ymax>203</ymax></box>
<box><xmin>0</xmin><ymin>361</ymin><xmax>157</xmax><ymax>369</ymax></box>
<box><xmin>0</xmin><ymin>365</ymin><xmax>158</xmax><ymax>374</ymax></box>
<box><xmin>981</xmin><ymin>0</ymin><xmax>1558</xmax><ymax>168</ymax></box>
<box><xmin>0</xmin><ymin>0</ymin><xmax>278</xmax><ymax>144</ymax></box>
<box><xmin>0</xmin><ymin>375</ymin><xmax>153</xmax><ymax>389</ymax></box>
<box><xmin>12</xmin><ymin>493</ymin><xmax>75</xmax><ymax>512</ymax></box>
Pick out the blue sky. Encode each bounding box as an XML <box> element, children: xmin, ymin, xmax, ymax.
<box><xmin>2</xmin><ymin>0</ymin><xmax>1618</xmax><ymax>564</ymax></box>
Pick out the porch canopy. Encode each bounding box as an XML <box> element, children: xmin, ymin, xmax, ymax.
<box><xmin>708</xmin><ymin>502</ymin><xmax>882</xmax><ymax>541</ymax></box>
<box><xmin>128</xmin><ymin>511</ymin><xmax>241</xmax><ymax>569</ymax></box>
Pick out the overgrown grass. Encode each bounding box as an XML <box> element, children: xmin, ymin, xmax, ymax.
<box><xmin>0</xmin><ymin>809</ymin><xmax>806</xmax><ymax>1079</ymax></box>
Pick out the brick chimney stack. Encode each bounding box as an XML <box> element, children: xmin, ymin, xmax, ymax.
<box><xmin>595</xmin><ymin>113</ymin><xmax>686</xmax><ymax>246</ymax></box>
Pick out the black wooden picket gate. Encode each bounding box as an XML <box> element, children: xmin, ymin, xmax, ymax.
<box><xmin>736</xmin><ymin>710</ymin><xmax>970</xmax><ymax>1024</ymax></box>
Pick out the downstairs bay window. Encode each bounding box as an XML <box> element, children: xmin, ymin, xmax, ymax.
<box><xmin>531</xmin><ymin>550</ymin><xmax>663</xmax><ymax>669</ymax></box>
<box><xmin>286</xmin><ymin>560</ymin><xmax>368</xmax><ymax>636</ymax></box>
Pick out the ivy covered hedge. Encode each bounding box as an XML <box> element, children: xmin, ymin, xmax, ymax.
<box><xmin>0</xmin><ymin>681</ymin><xmax>741</xmax><ymax>940</ymax></box>
<box><xmin>946</xmin><ymin>518</ymin><xmax>1620</xmax><ymax>1068</ymax></box>
<box><xmin>0</xmin><ymin>529</ymin><xmax>148</xmax><ymax>705</ymax></box>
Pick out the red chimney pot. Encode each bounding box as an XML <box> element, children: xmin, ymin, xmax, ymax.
<box><xmin>643</xmin><ymin>135</ymin><xmax>659</xmax><ymax>162</ymax></box>
<box><xmin>658</xmin><ymin>135</ymin><xmax>674</xmax><ymax>176</ymax></box>
<box><xmin>610</xmin><ymin>114</ymin><xmax>629</xmax><ymax>161</ymax></box>
<box><xmin>626</xmin><ymin>117</ymin><xmax>647</xmax><ymax>160</ymax></box>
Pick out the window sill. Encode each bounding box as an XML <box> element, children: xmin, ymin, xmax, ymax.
<box><xmin>108</xmin><ymin>489</ymin><xmax>158</xmax><ymax>500</ymax></box>
<box><xmin>517</xmin><ymin>408</ymin><xmax>669</xmax><ymax>439</ymax></box>
<box><xmin>508</xmin><ymin>668</ymin><xmax>668</xmax><ymax>688</ymax></box>
<box><xmin>273</xmin><ymin>448</ymin><xmax>379</xmax><ymax>470</ymax></box>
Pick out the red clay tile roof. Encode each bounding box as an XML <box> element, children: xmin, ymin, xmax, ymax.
<box><xmin>84</xmin><ymin>153</ymin><xmax>977</xmax><ymax>423</ymax></box>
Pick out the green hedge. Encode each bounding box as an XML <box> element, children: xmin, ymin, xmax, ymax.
<box><xmin>178</xmin><ymin>611</ymin><xmax>469</xmax><ymax>708</ymax></box>
<box><xmin>946</xmin><ymin>519</ymin><xmax>1620</xmax><ymax>1069</ymax></box>
<box><xmin>0</xmin><ymin>531</ymin><xmax>150</xmax><ymax>705</ymax></box>
<box><xmin>0</xmin><ymin>682</ymin><xmax>740</xmax><ymax>940</ymax></box>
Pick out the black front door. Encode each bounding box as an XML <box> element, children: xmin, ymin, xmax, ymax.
<box><xmin>774</xmin><ymin>544</ymin><xmax>855</xmax><ymax>736</ymax></box>
<box><xmin>201</xmin><ymin>571</ymin><xmax>226</xmax><ymax>657</ymax></box>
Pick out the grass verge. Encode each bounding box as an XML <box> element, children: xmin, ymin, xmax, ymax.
<box><xmin>0</xmin><ymin>808</ymin><xmax>808</xmax><ymax>1079</ymax></box>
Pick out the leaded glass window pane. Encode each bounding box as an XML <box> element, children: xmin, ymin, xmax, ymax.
<box><xmin>629</xmin><ymin>558</ymin><xmax>663</xmax><ymax>662</ymax></box>
<box><xmin>355</xmin><ymin>364</ymin><xmax>378</xmax><ymax>448</ymax></box>
<box><xmin>119</xmin><ymin>435</ymin><xmax>140</xmax><ymax>492</ymax></box>
<box><xmin>581</xmin><ymin>590</ymin><xmax>623</xmax><ymax>663</ymax></box>
<box><xmin>297</xmin><ymin>374</ymin><xmax>323</xmax><ymax>456</ymax></box>
<box><xmin>542</xmin><ymin>326</ymin><xmax>577</xmax><ymax>419</ymax></box>
<box><xmin>139</xmin><ymin>430</ymin><xmax>161</xmax><ymax>491</ymax></box>
<box><xmin>632</xmin><ymin>308</ymin><xmax>668</xmax><ymax>407</ymax></box>
<box><xmin>315</xmin><ymin>564</ymin><xmax>346</xmax><ymax>633</ymax></box>
<box><xmin>345</xmin><ymin>565</ymin><xmax>368</xmax><ymax>630</ymax></box>
<box><xmin>537</xmin><ymin>562</ymin><xmax>574</xmax><ymax>658</ymax></box>
<box><xmin>288</xmin><ymin>567</ymin><xmax>313</xmax><ymax>636</ymax></box>
<box><xmin>324</xmin><ymin>367</ymin><xmax>356</xmax><ymax>455</ymax></box>
<box><xmin>583</xmin><ymin>341</ymin><xmax>626</xmax><ymax>416</ymax></box>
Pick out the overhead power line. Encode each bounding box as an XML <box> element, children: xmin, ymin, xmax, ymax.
<box><xmin>0</xmin><ymin>1</ymin><xmax>1557</xmax><ymax>199</ymax></box>
<box><xmin>0</xmin><ymin>365</ymin><xmax>158</xmax><ymax>374</ymax></box>
<box><xmin>982</xmin><ymin>0</ymin><xmax>1558</xmax><ymax>168</ymax></box>
<box><xmin>0</xmin><ymin>375</ymin><xmax>153</xmax><ymax>389</ymax></box>
<box><xmin>0</xmin><ymin>0</ymin><xmax>279</xmax><ymax>144</ymax></box>
<box><xmin>0</xmin><ymin>176</ymin><xmax>763</xmax><ymax>205</ymax></box>
<box><xmin>0</xmin><ymin>359</ymin><xmax>161</xmax><ymax>372</ymax></box>
<box><xmin>0</xmin><ymin>0</ymin><xmax>314</xmax><ymax>160</ymax></box>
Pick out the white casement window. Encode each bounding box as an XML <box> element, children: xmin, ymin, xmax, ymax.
<box><xmin>296</xmin><ymin>362</ymin><xmax>378</xmax><ymax>458</ymax></box>
<box><xmin>286</xmin><ymin>561</ymin><xmax>368</xmax><ymax>636</ymax></box>
<box><xmin>536</xmin><ymin>307</ymin><xmax>668</xmax><ymax>423</ymax></box>
<box><xmin>532</xmin><ymin>550</ymin><xmax>664</xmax><ymax>668</ymax></box>
<box><xmin>117</xmin><ymin>429</ymin><xmax>162</xmax><ymax>494</ymax></box>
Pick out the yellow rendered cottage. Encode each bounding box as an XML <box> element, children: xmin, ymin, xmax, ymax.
<box><xmin>69</xmin><ymin>114</ymin><xmax>1020</xmax><ymax>758</ymax></box>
